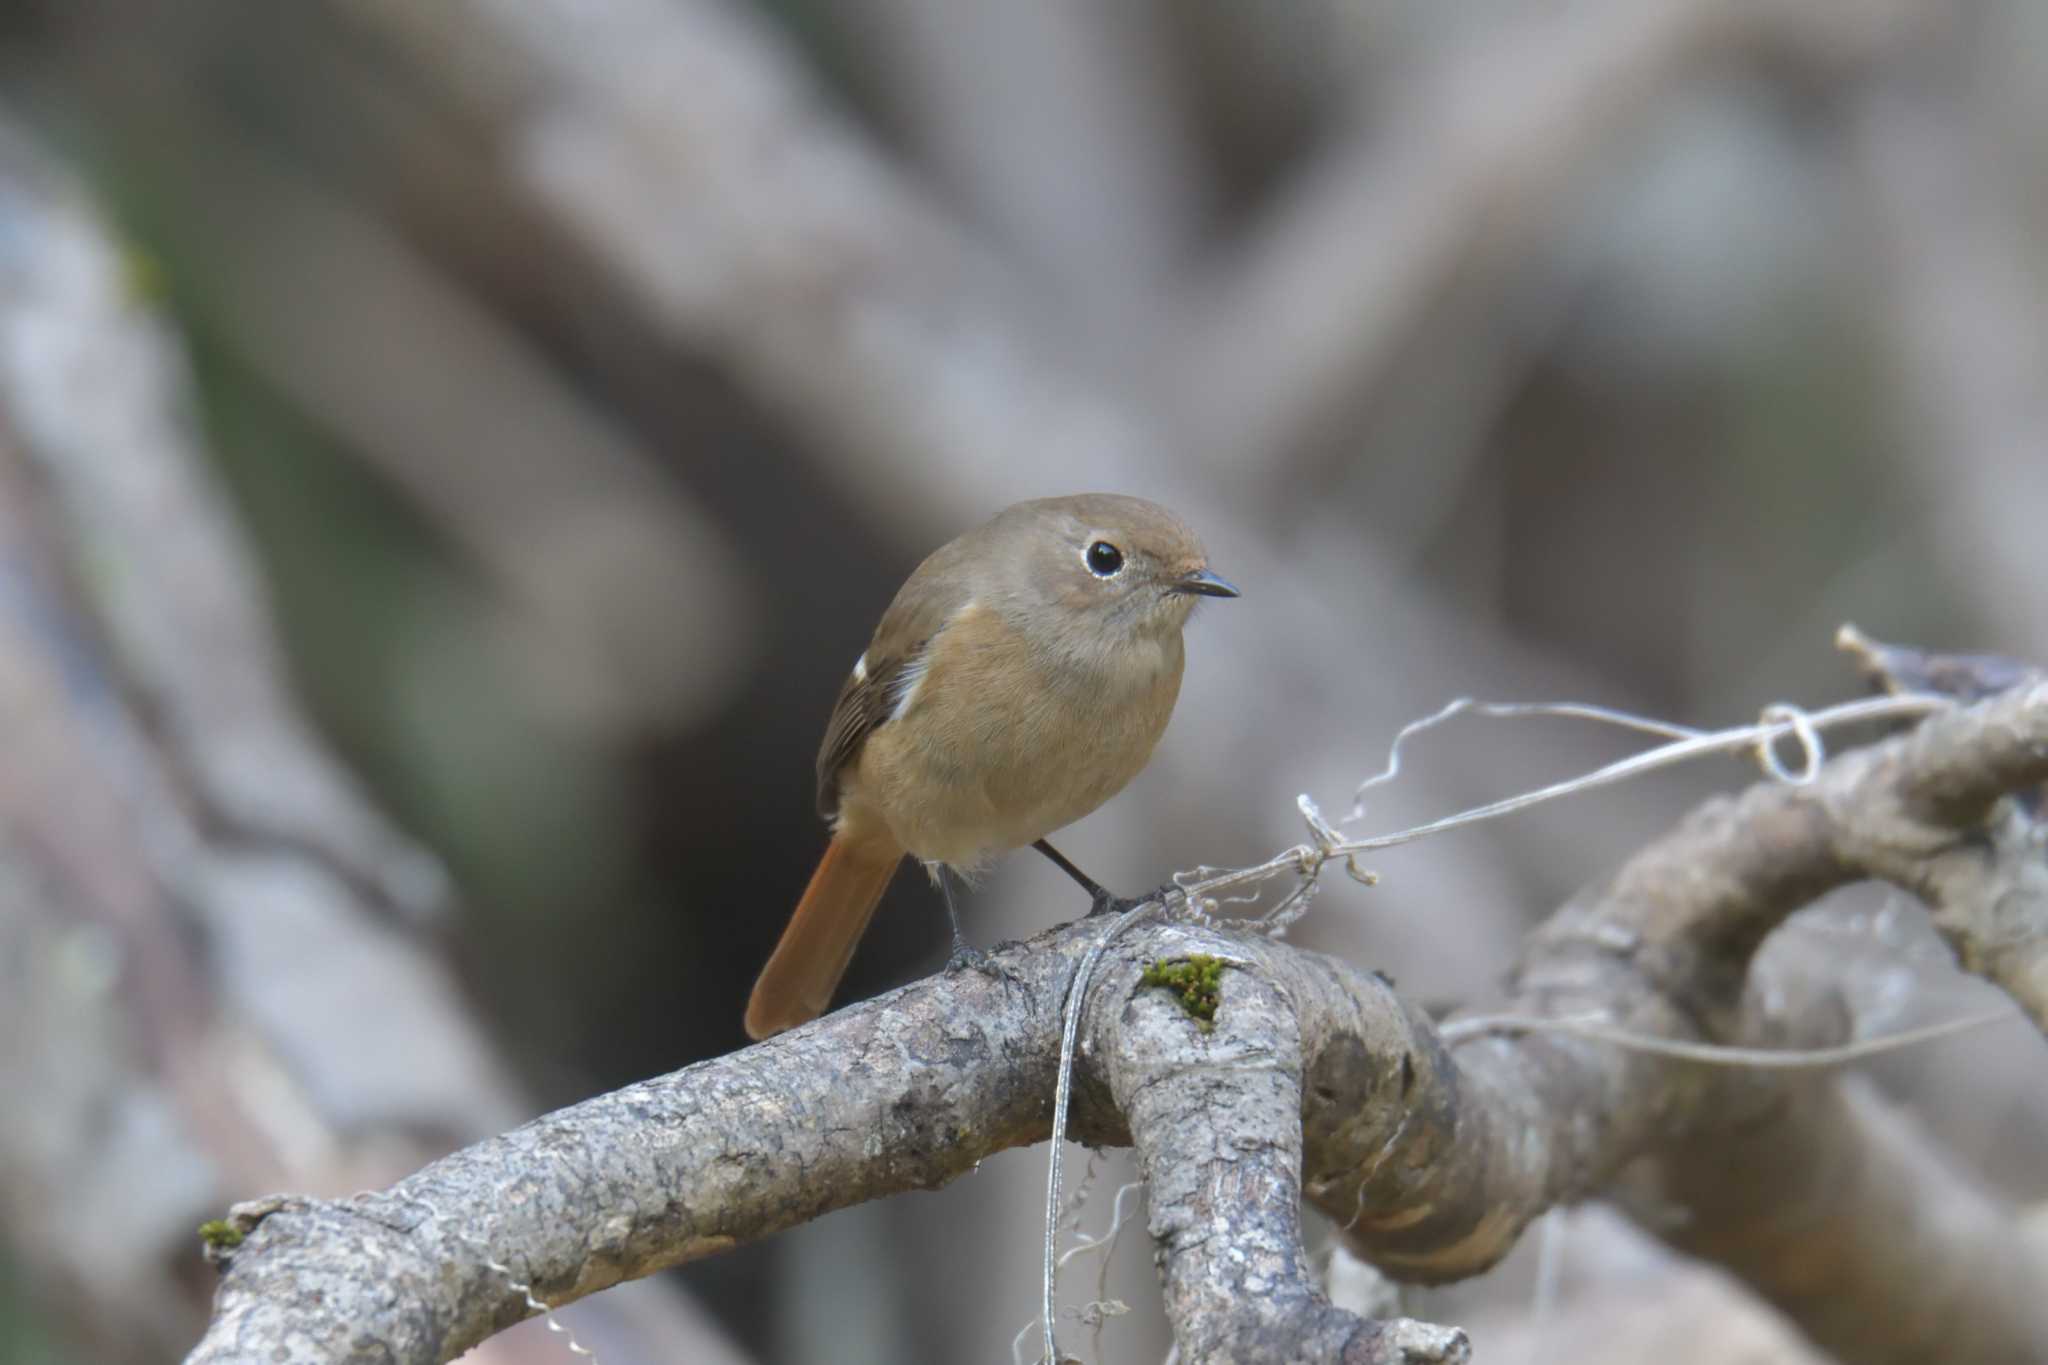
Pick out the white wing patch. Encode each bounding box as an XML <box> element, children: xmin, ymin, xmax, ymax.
<box><xmin>879</xmin><ymin>596</ymin><xmax>975</xmax><ymax>727</ymax></box>
<box><xmin>887</xmin><ymin>647</ymin><xmax>930</xmax><ymax>724</ymax></box>
<box><xmin>851</xmin><ymin>651</ymin><xmax>868</xmax><ymax>683</ymax></box>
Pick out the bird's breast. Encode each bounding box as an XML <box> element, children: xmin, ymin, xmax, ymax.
<box><xmin>844</xmin><ymin>606</ymin><xmax>1185</xmax><ymax>867</ymax></box>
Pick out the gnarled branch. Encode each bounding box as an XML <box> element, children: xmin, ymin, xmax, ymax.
<box><xmin>190</xmin><ymin>678</ymin><xmax>2048</xmax><ymax>1363</ymax></box>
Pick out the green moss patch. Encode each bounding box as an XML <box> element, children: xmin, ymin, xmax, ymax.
<box><xmin>197</xmin><ymin>1219</ymin><xmax>243</xmax><ymax>1252</ymax></box>
<box><xmin>1139</xmin><ymin>954</ymin><xmax>1228</xmax><ymax>1031</ymax></box>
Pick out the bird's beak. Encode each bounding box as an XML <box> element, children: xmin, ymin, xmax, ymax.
<box><xmin>1172</xmin><ymin>567</ymin><xmax>1240</xmax><ymax>598</ymax></box>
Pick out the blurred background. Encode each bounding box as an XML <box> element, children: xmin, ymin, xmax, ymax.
<box><xmin>0</xmin><ymin>0</ymin><xmax>2043</xmax><ymax>1362</ymax></box>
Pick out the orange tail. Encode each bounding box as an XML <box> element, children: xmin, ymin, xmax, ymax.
<box><xmin>745</xmin><ymin>834</ymin><xmax>903</xmax><ymax>1039</ymax></box>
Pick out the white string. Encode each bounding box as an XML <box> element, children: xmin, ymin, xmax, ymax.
<box><xmin>482</xmin><ymin>1255</ymin><xmax>598</xmax><ymax>1360</ymax></box>
<box><xmin>395</xmin><ymin>1194</ymin><xmax>597</xmax><ymax>1362</ymax></box>
<box><xmin>1067</xmin><ymin>1179</ymin><xmax>1145</xmax><ymax>1361</ymax></box>
<box><xmin>1019</xmin><ymin>688</ymin><xmax>1955</xmax><ymax>1361</ymax></box>
<box><xmin>1334</xmin><ymin>695</ymin><xmax>1936</xmax><ymax>849</ymax></box>
<box><xmin>1057</xmin><ymin>1150</ymin><xmax>1103</xmax><ymax>1241</ymax></box>
<box><xmin>1439</xmin><ymin>1006</ymin><xmax>2013</xmax><ymax>1066</ymax></box>
<box><xmin>1347</xmin><ymin>698</ymin><xmax>1706</xmax><ymax>822</ymax></box>
<box><xmin>1057</xmin><ymin>1180</ymin><xmax>1147</xmax><ymax>1272</ymax></box>
<box><xmin>1755</xmin><ymin>701</ymin><xmax>1824</xmax><ymax>784</ymax></box>
<box><xmin>1176</xmin><ymin>693</ymin><xmax>1948</xmax><ymax>916</ymax></box>
<box><xmin>1038</xmin><ymin>899</ymin><xmax>1163</xmax><ymax>1365</ymax></box>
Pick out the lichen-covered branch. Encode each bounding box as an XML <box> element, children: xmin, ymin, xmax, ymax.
<box><xmin>190</xmin><ymin>678</ymin><xmax>2048</xmax><ymax>1364</ymax></box>
<box><xmin>1913</xmin><ymin>826</ymin><xmax>2048</xmax><ymax>1035</ymax></box>
<box><xmin>1837</xmin><ymin>627</ymin><xmax>2048</xmax><ymax>1036</ymax></box>
<box><xmin>1305</xmin><ymin>676</ymin><xmax>2048</xmax><ymax>1295</ymax></box>
<box><xmin>190</xmin><ymin>934</ymin><xmax>1089</xmax><ymax>1362</ymax></box>
<box><xmin>1106</xmin><ymin>953</ymin><xmax>1469</xmax><ymax>1364</ymax></box>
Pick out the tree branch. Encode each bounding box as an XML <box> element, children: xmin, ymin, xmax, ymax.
<box><xmin>189</xmin><ymin>677</ymin><xmax>2048</xmax><ymax>1363</ymax></box>
<box><xmin>1837</xmin><ymin>626</ymin><xmax>2048</xmax><ymax>1035</ymax></box>
<box><xmin>1637</xmin><ymin>1068</ymin><xmax>2048</xmax><ymax>1363</ymax></box>
<box><xmin>1107</xmin><ymin>950</ymin><xmax>1470</xmax><ymax>1364</ymax></box>
<box><xmin>1171</xmin><ymin>0</ymin><xmax>1928</xmax><ymax>483</ymax></box>
<box><xmin>1846</xmin><ymin>58</ymin><xmax>2048</xmax><ymax>667</ymax></box>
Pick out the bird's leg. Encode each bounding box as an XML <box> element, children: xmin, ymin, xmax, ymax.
<box><xmin>1031</xmin><ymin>839</ymin><xmax>1175</xmax><ymax>918</ymax></box>
<box><xmin>933</xmin><ymin>864</ymin><xmax>1008</xmax><ymax>977</ymax></box>
<box><xmin>1031</xmin><ymin>838</ymin><xmax>1114</xmax><ymax>909</ymax></box>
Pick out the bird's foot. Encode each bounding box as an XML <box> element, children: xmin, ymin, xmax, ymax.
<box><xmin>944</xmin><ymin>939</ymin><xmax>1019</xmax><ymax>984</ymax></box>
<box><xmin>1086</xmin><ymin>882</ymin><xmax>1179</xmax><ymax>919</ymax></box>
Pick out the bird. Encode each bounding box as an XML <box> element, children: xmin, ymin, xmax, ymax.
<box><xmin>744</xmin><ymin>493</ymin><xmax>1237</xmax><ymax>1039</ymax></box>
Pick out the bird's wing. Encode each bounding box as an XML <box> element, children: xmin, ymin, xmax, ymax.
<box><xmin>814</xmin><ymin>549</ymin><xmax>974</xmax><ymax>819</ymax></box>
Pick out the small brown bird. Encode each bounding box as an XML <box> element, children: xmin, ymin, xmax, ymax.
<box><xmin>744</xmin><ymin>494</ymin><xmax>1236</xmax><ymax>1039</ymax></box>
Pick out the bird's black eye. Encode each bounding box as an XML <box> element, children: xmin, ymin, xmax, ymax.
<box><xmin>1085</xmin><ymin>540</ymin><xmax>1124</xmax><ymax>577</ymax></box>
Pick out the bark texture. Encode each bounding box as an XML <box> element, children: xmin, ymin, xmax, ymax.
<box><xmin>189</xmin><ymin>680</ymin><xmax>2048</xmax><ymax>1363</ymax></box>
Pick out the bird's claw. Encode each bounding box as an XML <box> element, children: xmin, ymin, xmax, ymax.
<box><xmin>1086</xmin><ymin>882</ymin><xmax>1177</xmax><ymax>919</ymax></box>
<box><xmin>944</xmin><ymin>942</ymin><xmax>1018</xmax><ymax>984</ymax></box>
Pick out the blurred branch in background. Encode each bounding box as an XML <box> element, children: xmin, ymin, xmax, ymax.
<box><xmin>1172</xmin><ymin>0</ymin><xmax>1925</xmax><ymax>490</ymax></box>
<box><xmin>333</xmin><ymin>0</ymin><xmax>1688</xmax><ymax>994</ymax></box>
<box><xmin>33</xmin><ymin>32</ymin><xmax>757</xmax><ymax>740</ymax></box>
<box><xmin>848</xmin><ymin>0</ymin><xmax>1205</xmax><ymax>359</ymax></box>
<box><xmin>1847</xmin><ymin>47</ymin><xmax>2048</xmax><ymax>665</ymax></box>
<box><xmin>347</xmin><ymin>0</ymin><xmax>1167</xmax><ymax>523</ymax></box>
<box><xmin>0</xmin><ymin>117</ymin><xmax>752</xmax><ymax>1365</ymax></box>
